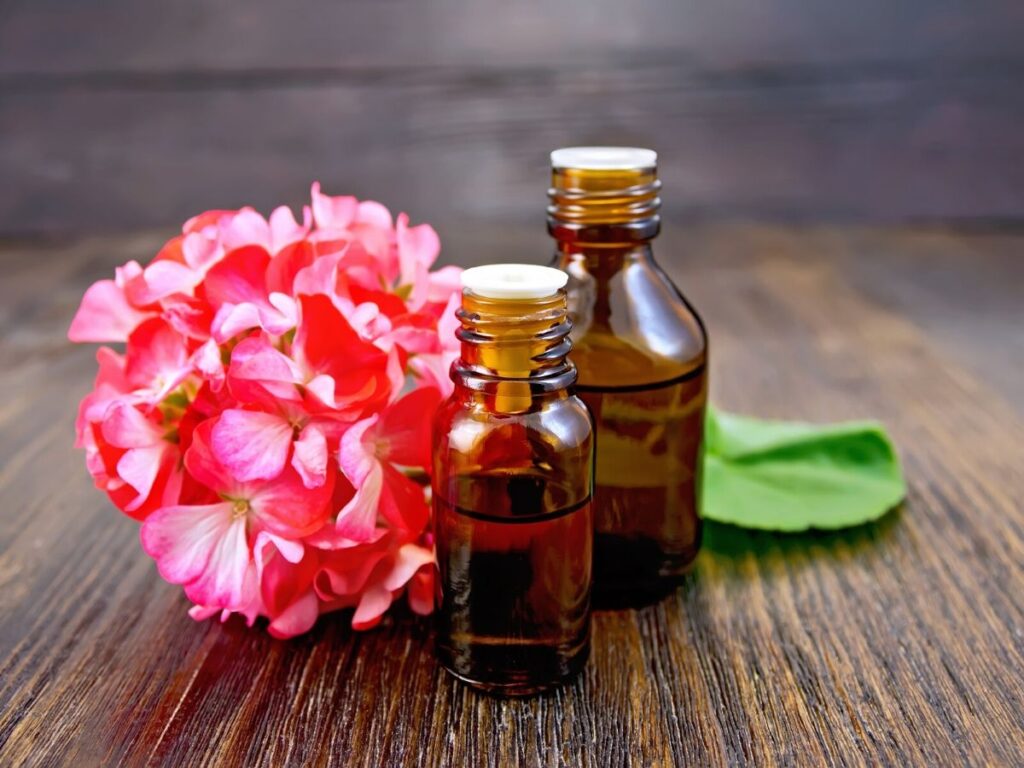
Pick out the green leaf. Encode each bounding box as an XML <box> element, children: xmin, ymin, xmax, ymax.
<box><xmin>701</xmin><ymin>405</ymin><xmax>906</xmax><ymax>531</ymax></box>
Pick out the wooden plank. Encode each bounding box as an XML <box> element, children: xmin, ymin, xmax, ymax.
<box><xmin>2</xmin><ymin>65</ymin><xmax>1023</xmax><ymax>234</ymax></box>
<box><xmin>0</xmin><ymin>223</ymin><xmax>1021</xmax><ymax>766</ymax></box>
<box><xmin>2</xmin><ymin>1</ymin><xmax>1022</xmax><ymax>73</ymax></box>
<box><xmin>1</xmin><ymin>2</ymin><xmax>1023</xmax><ymax>232</ymax></box>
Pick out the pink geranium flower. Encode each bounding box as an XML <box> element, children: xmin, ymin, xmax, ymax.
<box><xmin>141</xmin><ymin>419</ymin><xmax>335</xmax><ymax>615</ymax></box>
<box><xmin>70</xmin><ymin>183</ymin><xmax>461</xmax><ymax>637</ymax></box>
<box><xmin>94</xmin><ymin>401</ymin><xmax>182</xmax><ymax>519</ymax></box>
<box><xmin>317</xmin><ymin>537</ymin><xmax>435</xmax><ymax>631</ymax></box>
<box><xmin>334</xmin><ymin>387</ymin><xmax>440</xmax><ymax>541</ymax></box>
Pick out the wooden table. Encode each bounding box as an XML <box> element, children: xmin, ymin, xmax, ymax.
<box><xmin>1</xmin><ymin>222</ymin><xmax>1022</xmax><ymax>766</ymax></box>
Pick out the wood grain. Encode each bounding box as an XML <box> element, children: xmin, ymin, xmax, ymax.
<box><xmin>1</xmin><ymin>1</ymin><xmax>1023</xmax><ymax>233</ymax></box>
<box><xmin>0</xmin><ymin>222</ymin><xmax>1022</xmax><ymax>766</ymax></box>
<box><xmin>4</xmin><ymin>1</ymin><xmax>1023</xmax><ymax>73</ymax></box>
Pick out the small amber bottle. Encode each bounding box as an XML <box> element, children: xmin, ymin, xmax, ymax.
<box><xmin>548</xmin><ymin>147</ymin><xmax>708</xmax><ymax>606</ymax></box>
<box><xmin>432</xmin><ymin>264</ymin><xmax>594</xmax><ymax>695</ymax></box>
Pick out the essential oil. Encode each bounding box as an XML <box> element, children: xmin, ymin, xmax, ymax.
<box><xmin>432</xmin><ymin>264</ymin><xmax>594</xmax><ymax>695</ymax></box>
<box><xmin>547</xmin><ymin>147</ymin><xmax>708</xmax><ymax>606</ymax></box>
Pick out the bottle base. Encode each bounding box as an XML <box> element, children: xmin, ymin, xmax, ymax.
<box><xmin>438</xmin><ymin>637</ymin><xmax>589</xmax><ymax>696</ymax></box>
<box><xmin>592</xmin><ymin>532</ymin><xmax>700</xmax><ymax>609</ymax></box>
<box><xmin>592</xmin><ymin>581</ymin><xmax>679</xmax><ymax>610</ymax></box>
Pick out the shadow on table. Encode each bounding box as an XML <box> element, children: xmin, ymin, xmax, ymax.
<box><xmin>700</xmin><ymin>502</ymin><xmax>905</xmax><ymax>563</ymax></box>
<box><xmin>588</xmin><ymin>504</ymin><xmax>906</xmax><ymax>611</ymax></box>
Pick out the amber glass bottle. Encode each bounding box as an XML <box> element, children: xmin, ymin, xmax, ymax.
<box><xmin>432</xmin><ymin>264</ymin><xmax>594</xmax><ymax>695</ymax></box>
<box><xmin>548</xmin><ymin>147</ymin><xmax>708</xmax><ymax>606</ymax></box>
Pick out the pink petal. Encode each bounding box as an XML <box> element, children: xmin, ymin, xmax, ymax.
<box><xmin>191</xmin><ymin>338</ymin><xmax>224</xmax><ymax>384</ymax></box>
<box><xmin>303</xmin><ymin>374</ymin><xmax>337</xmax><ymax>408</ymax></box>
<box><xmin>220</xmin><ymin>208</ymin><xmax>271</xmax><ymax>251</ymax></box>
<box><xmin>124</xmin><ymin>317</ymin><xmax>191</xmax><ymax>398</ymax></box>
<box><xmin>315</xmin><ymin>544</ymin><xmax>389</xmax><ymax>598</ymax></box>
<box><xmin>396</xmin><ymin>214</ymin><xmax>440</xmax><ymax>310</ymax></box>
<box><xmin>406</xmin><ymin>568</ymin><xmax>435</xmax><ymax>615</ymax></box>
<box><xmin>402</xmin><ymin>295</ymin><xmax>460</xmax><ymax>395</ymax></box>
<box><xmin>188</xmin><ymin>604</ymin><xmax>221</xmax><ymax>622</ymax></box>
<box><xmin>437</xmin><ymin>291</ymin><xmax>461</xmax><ymax>350</ymax></box>
<box><xmin>267</xmin><ymin>293</ymin><xmax>298</xmax><ymax>328</ymax></box>
<box><xmin>77</xmin><ymin>347</ymin><xmax>134</xmax><ymax>445</ymax></box>
<box><xmin>291</xmin><ymin>247</ymin><xmax>344</xmax><ymax>298</ymax></box>
<box><xmin>293</xmin><ymin>295</ymin><xmax>393</xmax><ymax>415</ymax></box>
<box><xmin>379</xmin><ymin>463</ymin><xmax>429</xmax><ymax>534</ymax></box>
<box><xmin>183</xmin><ymin>419</ymin><xmax>238</xmax><ymax>495</ymax></box>
<box><xmin>117</xmin><ymin>445</ymin><xmax>166</xmax><ymax>512</ymax></box>
<box><xmin>268</xmin><ymin>205</ymin><xmax>309</xmax><ymax>253</ymax></box>
<box><xmin>388</xmin><ymin>325</ymin><xmax>440</xmax><ymax>355</ymax></box>
<box><xmin>338</xmin><ymin>415</ymin><xmax>379</xmax><ymax>484</ymax></box>
<box><xmin>292</xmin><ymin>425</ymin><xmax>328</xmax><ymax>489</ymax></box>
<box><xmin>258</xmin><ymin>536</ymin><xmax>318</xmax><ymax>617</ymax></box>
<box><xmin>402</xmin><ymin>265</ymin><xmax>430</xmax><ymax>311</ymax></box>
<box><xmin>114</xmin><ymin>260</ymin><xmax>145</xmax><ymax>291</ymax></box>
<box><xmin>184</xmin><ymin>209</ymin><xmax>236</xmax><ymax>235</ymax></box>
<box><xmin>211</xmin><ymin>295</ymin><xmax>296</xmax><ymax>342</ymax></box>
<box><xmin>209</xmin><ymin>303</ymin><xmax>257</xmax><ymax>343</ymax></box>
<box><xmin>227</xmin><ymin>336</ymin><xmax>303</xmax><ymax>406</ymax></box>
<box><xmin>408</xmin><ymin>354</ymin><xmax>455</xmax><ymax>398</ymax></box>
<box><xmin>397</xmin><ymin>215</ymin><xmax>440</xmax><ymax>272</ymax></box>
<box><xmin>268</xmin><ymin>591</ymin><xmax>320</xmax><ymax>639</ymax></box>
<box><xmin>377</xmin><ymin>387</ymin><xmax>441</xmax><ymax>468</ymax></box>
<box><xmin>294</xmin><ymin>294</ymin><xmax>388</xmax><ymax>380</ymax></box>
<box><xmin>202</xmin><ymin>245</ymin><xmax>271</xmax><ymax>309</ymax></box>
<box><xmin>267</xmin><ymin>240</ymin><xmax>315</xmax><ymax>295</ymax></box>
<box><xmin>349</xmin><ymin>302</ymin><xmax>391</xmax><ymax>341</ymax></box>
<box><xmin>311</xmin><ymin>181</ymin><xmax>358</xmax><ymax>229</ymax></box>
<box><xmin>382</xmin><ymin>543</ymin><xmax>435</xmax><ymax>591</ymax></box>
<box><xmin>106</xmin><ymin>447</ymin><xmax>183</xmax><ymax>522</ymax></box>
<box><xmin>254</xmin><ymin>530</ymin><xmax>306</xmax><ymax>565</ymax></box>
<box><xmin>181</xmin><ymin>516</ymin><xmax>254</xmax><ymax>610</ymax></box>
<box><xmin>333</xmin><ymin>461</ymin><xmax>383</xmax><ymax>542</ymax></box>
<box><xmin>68</xmin><ymin>279</ymin><xmax>150</xmax><ymax>342</ymax></box>
<box><xmin>182</xmin><ymin>230</ymin><xmax>223</xmax><ymax>272</ymax></box>
<box><xmin>229</xmin><ymin>562</ymin><xmax>265</xmax><ymax>626</ymax></box>
<box><xmin>124</xmin><ymin>260</ymin><xmax>198</xmax><ymax>306</ymax></box>
<box><xmin>161</xmin><ymin>294</ymin><xmax>213</xmax><ymax>341</ymax></box>
<box><xmin>355</xmin><ymin>200</ymin><xmax>393</xmax><ymax>230</ymax></box>
<box><xmin>95</xmin><ymin>346</ymin><xmax>130</xmax><ymax>391</ymax></box>
<box><xmin>426</xmin><ymin>265</ymin><xmax>464</xmax><ymax>305</ymax></box>
<box><xmin>352</xmin><ymin>581</ymin><xmax>394</xmax><ymax>631</ymax></box>
<box><xmin>100</xmin><ymin>401</ymin><xmax>161</xmax><ymax>449</ymax></box>
<box><xmin>211</xmin><ymin>409</ymin><xmax>293</xmax><ymax>483</ymax></box>
<box><xmin>304</xmin><ymin>521</ymin><xmax>387</xmax><ymax>551</ymax></box>
<box><xmin>385</xmin><ymin>347</ymin><xmax>405</xmax><ymax>405</ymax></box>
<box><xmin>248</xmin><ymin>461</ymin><xmax>335</xmax><ymax>539</ymax></box>
<box><xmin>141</xmin><ymin>501</ymin><xmax>234</xmax><ymax>585</ymax></box>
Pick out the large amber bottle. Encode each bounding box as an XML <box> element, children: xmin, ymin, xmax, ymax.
<box><xmin>548</xmin><ymin>147</ymin><xmax>708</xmax><ymax>605</ymax></box>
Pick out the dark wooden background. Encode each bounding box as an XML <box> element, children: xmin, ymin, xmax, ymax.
<box><xmin>2</xmin><ymin>0</ymin><xmax>1024</xmax><ymax>234</ymax></box>
<box><xmin>2</xmin><ymin>2</ymin><xmax>1024</xmax><ymax>767</ymax></box>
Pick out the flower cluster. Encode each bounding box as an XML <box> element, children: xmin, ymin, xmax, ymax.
<box><xmin>69</xmin><ymin>184</ymin><xmax>462</xmax><ymax>637</ymax></box>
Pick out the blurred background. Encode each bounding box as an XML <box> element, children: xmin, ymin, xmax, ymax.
<box><xmin>1</xmin><ymin>0</ymin><xmax>1022</xmax><ymax>237</ymax></box>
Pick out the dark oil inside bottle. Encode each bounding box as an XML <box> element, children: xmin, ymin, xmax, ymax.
<box><xmin>577</xmin><ymin>364</ymin><xmax>706</xmax><ymax>606</ymax></box>
<box><xmin>434</xmin><ymin>469</ymin><xmax>592</xmax><ymax>695</ymax></box>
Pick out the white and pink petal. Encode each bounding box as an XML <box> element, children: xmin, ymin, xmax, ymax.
<box><xmin>211</xmin><ymin>408</ymin><xmax>294</xmax><ymax>483</ymax></box>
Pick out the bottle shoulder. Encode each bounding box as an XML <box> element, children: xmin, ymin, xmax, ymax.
<box><xmin>434</xmin><ymin>393</ymin><xmax>593</xmax><ymax>454</ymax></box>
<box><xmin>561</xmin><ymin>255</ymin><xmax>707</xmax><ymax>386</ymax></box>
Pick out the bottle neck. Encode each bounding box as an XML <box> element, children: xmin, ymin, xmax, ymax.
<box><xmin>547</xmin><ymin>164</ymin><xmax>661</xmax><ymax>245</ymax></box>
<box><xmin>452</xmin><ymin>290</ymin><xmax>576</xmax><ymax>411</ymax></box>
<box><xmin>556</xmin><ymin>240</ymin><xmax>655</xmax><ymax>273</ymax></box>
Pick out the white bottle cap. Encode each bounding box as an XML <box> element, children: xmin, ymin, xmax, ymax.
<box><xmin>550</xmin><ymin>146</ymin><xmax>657</xmax><ymax>170</ymax></box>
<box><xmin>461</xmin><ymin>264</ymin><xmax>568</xmax><ymax>300</ymax></box>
